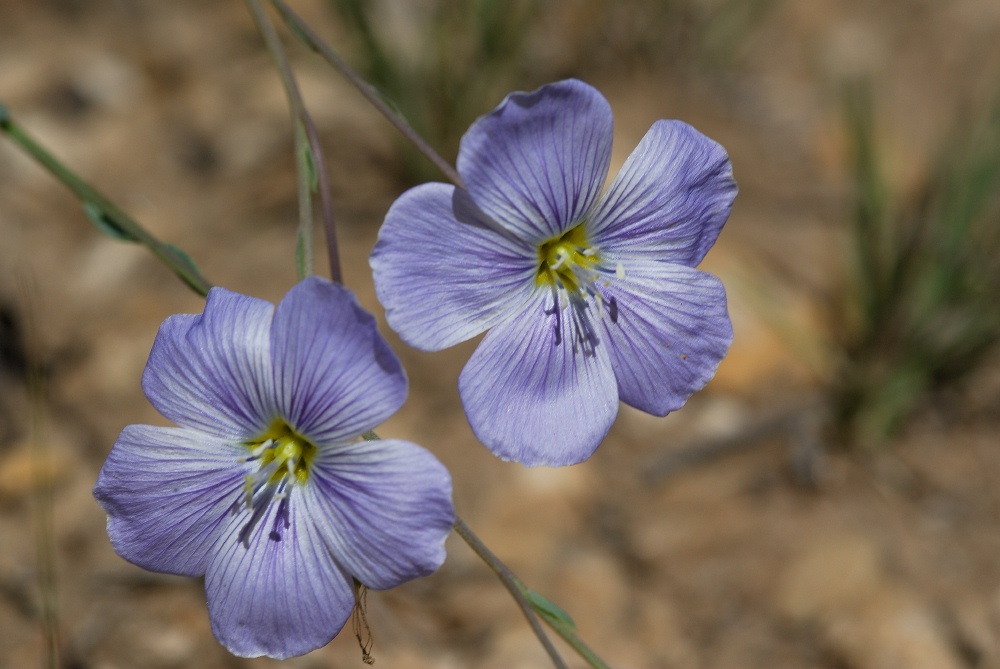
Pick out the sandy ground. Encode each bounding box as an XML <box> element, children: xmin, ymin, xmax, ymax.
<box><xmin>2</xmin><ymin>1</ymin><xmax>1000</xmax><ymax>668</ymax></box>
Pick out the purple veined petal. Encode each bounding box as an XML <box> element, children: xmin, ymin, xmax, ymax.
<box><xmin>371</xmin><ymin>184</ymin><xmax>538</xmax><ymax>351</ymax></box>
<box><xmin>599</xmin><ymin>260</ymin><xmax>733</xmax><ymax>416</ymax></box>
<box><xmin>93</xmin><ymin>424</ymin><xmax>248</xmax><ymax>577</ymax></box>
<box><xmin>205</xmin><ymin>486</ymin><xmax>355</xmax><ymax>659</ymax></box>
<box><xmin>589</xmin><ymin>120</ymin><xmax>736</xmax><ymax>267</ymax></box>
<box><xmin>458</xmin><ymin>79</ymin><xmax>613</xmax><ymax>242</ymax></box>
<box><xmin>304</xmin><ymin>438</ymin><xmax>454</xmax><ymax>590</ymax></box>
<box><xmin>142</xmin><ymin>287</ymin><xmax>275</xmax><ymax>439</ymax></box>
<box><xmin>458</xmin><ymin>294</ymin><xmax>619</xmax><ymax>466</ymax></box>
<box><xmin>270</xmin><ymin>277</ymin><xmax>406</xmax><ymax>444</ymax></box>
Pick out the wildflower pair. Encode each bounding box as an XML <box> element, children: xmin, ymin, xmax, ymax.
<box><xmin>94</xmin><ymin>79</ymin><xmax>736</xmax><ymax>658</ymax></box>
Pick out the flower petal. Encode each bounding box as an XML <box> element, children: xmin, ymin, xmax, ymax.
<box><xmin>458</xmin><ymin>295</ymin><xmax>619</xmax><ymax>466</ymax></box>
<box><xmin>270</xmin><ymin>277</ymin><xmax>406</xmax><ymax>444</ymax></box>
<box><xmin>458</xmin><ymin>79</ymin><xmax>613</xmax><ymax>241</ymax></box>
<box><xmin>599</xmin><ymin>261</ymin><xmax>732</xmax><ymax>415</ymax></box>
<box><xmin>93</xmin><ymin>424</ymin><xmax>247</xmax><ymax>577</ymax></box>
<box><xmin>142</xmin><ymin>287</ymin><xmax>275</xmax><ymax>439</ymax></box>
<box><xmin>589</xmin><ymin>120</ymin><xmax>736</xmax><ymax>266</ymax></box>
<box><xmin>304</xmin><ymin>438</ymin><xmax>454</xmax><ymax>589</ymax></box>
<box><xmin>371</xmin><ymin>184</ymin><xmax>537</xmax><ymax>350</ymax></box>
<box><xmin>205</xmin><ymin>489</ymin><xmax>354</xmax><ymax>659</ymax></box>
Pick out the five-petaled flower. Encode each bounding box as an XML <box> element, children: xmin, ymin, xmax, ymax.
<box><xmin>371</xmin><ymin>79</ymin><xmax>737</xmax><ymax>467</ymax></box>
<box><xmin>93</xmin><ymin>277</ymin><xmax>455</xmax><ymax>659</ymax></box>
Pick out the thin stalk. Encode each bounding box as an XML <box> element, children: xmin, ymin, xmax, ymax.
<box><xmin>293</xmin><ymin>120</ymin><xmax>315</xmax><ymax>280</ymax></box>
<box><xmin>453</xmin><ymin>517</ymin><xmax>569</xmax><ymax>669</ymax></box>
<box><xmin>540</xmin><ymin>613</ymin><xmax>611</xmax><ymax>669</ymax></box>
<box><xmin>244</xmin><ymin>0</ymin><xmax>342</xmax><ymax>283</ymax></box>
<box><xmin>0</xmin><ymin>104</ymin><xmax>212</xmax><ymax>297</ymax></box>
<box><xmin>269</xmin><ymin>0</ymin><xmax>464</xmax><ymax>188</ymax></box>
<box><xmin>19</xmin><ymin>276</ymin><xmax>62</xmax><ymax>669</ymax></box>
<box><xmin>368</xmin><ymin>431</ymin><xmax>586</xmax><ymax>669</ymax></box>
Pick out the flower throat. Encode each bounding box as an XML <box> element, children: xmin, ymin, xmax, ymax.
<box><xmin>235</xmin><ymin>419</ymin><xmax>317</xmax><ymax>546</ymax></box>
<box><xmin>535</xmin><ymin>224</ymin><xmax>619</xmax><ymax>355</ymax></box>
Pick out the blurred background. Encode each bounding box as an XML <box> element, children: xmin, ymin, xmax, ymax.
<box><xmin>2</xmin><ymin>0</ymin><xmax>1000</xmax><ymax>667</ymax></box>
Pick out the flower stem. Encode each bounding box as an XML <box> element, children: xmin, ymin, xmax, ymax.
<box><xmin>537</xmin><ymin>610</ymin><xmax>612</xmax><ymax>669</ymax></box>
<box><xmin>268</xmin><ymin>0</ymin><xmax>465</xmax><ymax>188</ymax></box>
<box><xmin>244</xmin><ymin>0</ymin><xmax>341</xmax><ymax>284</ymax></box>
<box><xmin>0</xmin><ymin>103</ymin><xmax>212</xmax><ymax>297</ymax></box>
<box><xmin>452</xmin><ymin>516</ymin><xmax>569</xmax><ymax>669</ymax></box>
<box><xmin>453</xmin><ymin>516</ymin><xmax>613</xmax><ymax>668</ymax></box>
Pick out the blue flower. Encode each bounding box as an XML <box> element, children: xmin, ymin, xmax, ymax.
<box><xmin>93</xmin><ymin>277</ymin><xmax>455</xmax><ymax>659</ymax></box>
<box><xmin>371</xmin><ymin>79</ymin><xmax>736</xmax><ymax>467</ymax></box>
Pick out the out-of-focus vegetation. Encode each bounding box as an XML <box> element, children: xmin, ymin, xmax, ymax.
<box><xmin>831</xmin><ymin>82</ymin><xmax>1000</xmax><ymax>447</ymax></box>
<box><xmin>325</xmin><ymin>0</ymin><xmax>775</xmax><ymax>183</ymax></box>
<box><xmin>327</xmin><ymin>0</ymin><xmax>542</xmax><ymax>182</ymax></box>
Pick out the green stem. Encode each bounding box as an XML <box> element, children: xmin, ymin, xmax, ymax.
<box><xmin>0</xmin><ymin>104</ymin><xmax>212</xmax><ymax>297</ymax></box>
<box><xmin>452</xmin><ymin>517</ymin><xmax>570</xmax><ymax>669</ymax></box>
<box><xmin>539</xmin><ymin>611</ymin><xmax>611</xmax><ymax>669</ymax></box>
<box><xmin>269</xmin><ymin>0</ymin><xmax>464</xmax><ymax>188</ymax></box>
<box><xmin>244</xmin><ymin>0</ymin><xmax>341</xmax><ymax>283</ymax></box>
<box><xmin>454</xmin><ymin>517</ymin><xmax>613</xmax><ymax>669</ymax></box>
<box><xmin>369</xmin><ymin>429</ymin><xmax>597</xmax><ymax>669</ymax></box>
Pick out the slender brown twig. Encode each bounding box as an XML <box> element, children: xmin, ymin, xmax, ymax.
<box><xmin>244</xmin><ymin>0</ymin><xmax>342</xmax><ymax>283</ymax></box>
<box><xmin>269</xmin><ymin>0</ymin><xmax>465</xmax><ymax>188</ymax></box>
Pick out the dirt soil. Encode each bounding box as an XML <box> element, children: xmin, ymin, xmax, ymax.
<box><xmin>2</xmin><ymin>1</ymin><xmax>1000</xmax><ymax>668</ymax></box>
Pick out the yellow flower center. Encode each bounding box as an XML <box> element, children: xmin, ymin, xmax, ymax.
<box><xmin>534</xmin><ymin>223</ymin><xmax>623</xmax><ymax>356</ymax></box>
<box><xmin>236</xmin><ymin>419</ymin><xmax>317</xmax><ymax>546</ymax></box>
<box><xmin>536</xmin><ymin>224</ymin><xmax>600</xmax><ymax>294</ymax></box>
<box><xmin>245</xmin><ymin>419</ymin><xmax>317</xmax><ymax>486</ymax></box>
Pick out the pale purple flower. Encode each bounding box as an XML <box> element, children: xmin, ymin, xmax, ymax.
<box><xmin>93</xmin><ymin>277</ymin><xmax>454</xmax><ymax>659</ymax></box>
<box><xmin>371</xmin><ymin>79</ymin><xmax>736</xmax><ymax>467</ymax></box>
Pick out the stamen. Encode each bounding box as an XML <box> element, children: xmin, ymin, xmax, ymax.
<box><xmin>252</xmin><ymin>439</ymin><xmax>273</xmax><ymax>457</ymax></box>
<box><xmin>236</xmin><ymin>420</ymin><xmax>317</xmax><ymax>547</ymax></box>
<box><xmin>550</xmin><ymin>250</ymin><xmax>569</xmax><ymax>271</ymax></box>
<box><xmin>535</xmin><ymin>223</ymin><xmax>626</xmax><ymax>356</ymax></box>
